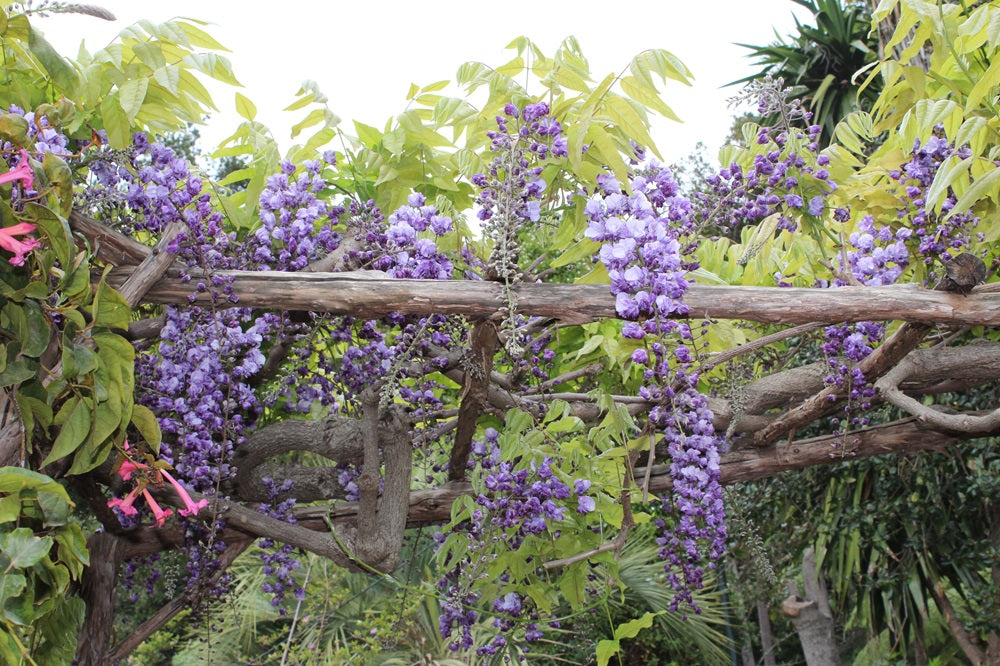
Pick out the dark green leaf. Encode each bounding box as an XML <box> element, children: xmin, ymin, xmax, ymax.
<box><xmin>36</xmin><ymin>491</ymin><xmax>70</xmax><ymax>526</ymax></box>
<box><xmin>1</xmin><ymin>527</ymin><xmax>52</xmax><ymax>568</ymax></box>
<box><xmin>41</xmin><ymin>397</ymin><xmax>90</xmax><ymax>466</ymax></box>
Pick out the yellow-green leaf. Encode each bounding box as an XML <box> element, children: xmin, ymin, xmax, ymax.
<box><xmin>234</xmin><ymin>92</ymin><xmax>256</xmax><ymax>121</ymax></box>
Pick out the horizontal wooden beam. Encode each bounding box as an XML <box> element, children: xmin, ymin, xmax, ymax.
<box><xmin>108</xmin><ymin>269</ymin><xmax>1000</xmax><ymax>326</ymax></box>
<box><xmin>124</xmin><ymin>418</ymin><xmax>967</xmax><ymax>557</ymax></box>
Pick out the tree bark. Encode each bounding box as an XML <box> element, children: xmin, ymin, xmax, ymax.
<box><xmin>75</xmin><ymin>532</ymin><xmax>126</xmax><ymax>666</ymax></box>
<box><xmin>758</xmin><ymin>597</ymin><xmax>777</xmax><ymax>666</ymax></box>
<box><xmin>105</xmin><ymin>268</ymin><xmax>1000</xmax><ymax>327</ymax></box>
<box><xmin>783</xmin><ymin>547</ymin><xmax>840</xmax><ymax>666</ymax></box>
<box><xmin>126</xmin><ymin>418</ymin><xmax>967</xmax><ymax>558</ymax></box>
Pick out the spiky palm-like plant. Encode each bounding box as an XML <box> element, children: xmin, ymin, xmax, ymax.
<box><xmin>732</xmin><ymin>0</ymin><xmax>879</xmax><ymax>146</ymax></box>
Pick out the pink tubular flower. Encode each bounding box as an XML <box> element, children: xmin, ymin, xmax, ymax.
<box><xmin>160</xmin><ymin>469</ymin><xmax>209</xmax><ymax>517</ymax></box>
<box><xmin>117</xmin><ymin>459</ymin><xmax>144</xmax><ymax>481</ymax></box>
<box><xmin>0</xmin><ymin>222</ymin><xmax>41</xmax><ymax>266</ymax></box>
<box><xmin>0</xmin><ymin>150</ymin><xmax>33</xmax><ymax>189</ymax></box>
<box><xmin>107</xmin><ymin>485</ymin><xmax>142</xmax><ymax>516</ymax></box>
<box><xmin>141</xmin><ymin>488</ymin><xmax>174</xmax><ymax>527</ymax></box>
<box><xmin>109</xmin><ymin>441</ymin><xmax>207</xmax><ymax>525</ymax></box>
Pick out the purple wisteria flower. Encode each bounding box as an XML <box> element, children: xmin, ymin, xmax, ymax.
<box><xmin>588</xmin><ymin>155</ymin><xmax>727</xmax><ymax>613</ymax></box>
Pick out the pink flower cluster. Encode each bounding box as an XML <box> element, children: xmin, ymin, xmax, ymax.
<box><xmin>0</xmin><ymin>149</ymin><xmax>41</xmax><ymax>266</ymax></box>
<box><xmin>107</xmin><ymin>443</ymin><xmax>210</xmax><ymax>527</ymax></box>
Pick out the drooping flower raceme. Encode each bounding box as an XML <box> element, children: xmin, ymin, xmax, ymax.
<box><xmin>587</xmin><ymin>156</ymin><xmax>727</xmax><ymax>614</ymax></box>
<box><xmin>435</xmin><ymin>429</ymin><xmax>577</xmax><ymax>655</ymax></box>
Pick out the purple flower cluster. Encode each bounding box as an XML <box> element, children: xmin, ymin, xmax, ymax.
<box><xmin>887</xmin><ymin>131</ymin><xmax>981</xmax><ymax>268</ymax></box>
<box><xmin>436</xmin><ymin>428</ymin><xmax>589</xmax><ymax>654</ymax></box>
<box><xmin>841</xmin><ymin>215</ymin><xmax>911</xmax><ymax>286</ymax></box>
<box><xmin>260</xmin><ymin>196</ymin><xmax>455</xmax><ymax>413</ymax></box>
<box><xmin>821</xmin><ymin>317</ymin><xmax>884</xmax><ymax>433</ymax></box>
<box><xmin>249</xmin><ymin>156</ymin><xmax>341</xmax><ymax>270</ymax></box>
<box><xmin>257</xmin><ymin>477</ymin><xmax>304</xmax><ymax>613</ymax></box>
<box><xmin>121</xmin><ymin>554</ymin><xmax>162</xmax><ymax>603</ymax></box>
<box><xmin>587</xmin><ymin>158</ymin><xmax>727</xmax><ymax>613</ymax></box>
<box><xmin>584</xmin><ymin>161</ymin><xmax>693</xmax><ymax>323</ymax></box>
<box><xmin>474</xmin><ymin>102</ymin><xmax>566</xmax><ymax>280</ymax></box>
<box><xmin>137</xmin><ymin>305</ymin><xmax>265</xmax><ymax>491</ymax></box>
<box><xmin>4</xmin><ymin>104</ymin><xmax>72</xmax><ymax>156</ymax></box>
<box><xmin>695</xmin><ymin>123</ymin><xmax>834</xmax><ymax>234</ymax></box>
<box><xmin>820</xmin><ymin>214</ymin><xmax>910</xmax><ymax>437</ymax></box>
<box><xmin>2</xmin><ymin>105</ymin><xmax>75</xmax><ymax>209</ymax></box>
<box><xmin>371</xmin><ymin>193</ymin><xmax>454</xmax><ymax>278</ymax></box>
<box><xmin>123</xmin><ymin>135</ymin><xmax>238</xmax><ymax>275</ymax></box>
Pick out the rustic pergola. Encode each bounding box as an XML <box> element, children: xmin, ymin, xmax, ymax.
<box><xmin>61</xmin><ymin>211</ymin><xmax>1000</xmax><ymax>663</ymax></box>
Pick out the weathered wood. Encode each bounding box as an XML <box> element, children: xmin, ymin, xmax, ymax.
<box><xmin>75</xmin><ymin>533</ymin><xmax>126</xmax><ymax>666</ymax></box>
<box><xmin>293</xmin><ymin>417</ymin><xmax>963</xmax><ymax>529</ymax></box>
<box><xmin>784</xmin><ymin>547</ymin><xmax>840</xmax><ymax>666</ymax></box>
<box><xmin>450</xmin><ymin>320</ymin><xmax>499</xmax><ymax>481</ymax></box>
<box><xmin>70</xmin><ymin>210</ymin><xmax>1000</xmax><ymax>326</ymax></box>
<box><xmin>69</xmin><ymin>210</ymin><xmax>151</xmax><ymax>266</ymax></box>
<box><xmin>105</xmin><ymin>269</ymin><xmax>1000</xmax><ymax>326</ymax></box>
<box><xmin>118</xmin><ymin>418</ymin><xmax>967</xmax><ymax>563</ymax></box>
<box><xmin>115</xmin><ymin>221</ymin><xmax>186</xmax><ymax>308</ymax></box>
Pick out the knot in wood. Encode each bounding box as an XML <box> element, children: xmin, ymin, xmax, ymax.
<box><xmin>941</xmin><ymin>253</ymin><xmax>987</xmax><ymax>294</ymax></box>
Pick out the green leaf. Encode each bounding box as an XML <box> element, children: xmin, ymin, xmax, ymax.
<box><xmin>1</xmin><ymin>527</ymin><xmax>53</xmax><ymax>568</ymax></box>
<box><xmin>178</xmin><ymin>19</ymin><xmax>229</xmax><ymax>51</ymax></box>
<box><xmin>284</xmin><ymin>92</ymin><xmax>315</xmax><ymax>112</ymax></box>
<box><xmin>551</xmin><ymin>239</ymin><xmax>599</xmax><ymax>268</ymax></box>
<box><xmin>353</xmin><ymin>120</ymin><xmax>382</xmax><ymax>148</ymax></box>
<box><xmin>54</xmin><ymin>524</ymin><xmax>89</xmax><ymax>577</ymax></box>
<box><xmin>949</xmin><ymin>166</ymin><xmax>1000</xmax><ymax>217</ymax></box>
<box><xmin>100</xmin><ymin>92</ymin><xmax>131</xmax><ymax>149</ymax></box>
<box><xmin>965</xmin><ymin>56</ymin><xmax>1000</xmax><ymax>112</ymax></box>
<box><xmin>614</xmin><ymin>611</ymin><xmax>660</xmax><ymax>639</ymax></box>
<box><xmin>0</xmin><ymin>573</ymin><xmax>27</xmax><ymax>621</ymax></box>
<box><xmin>118</xmin><ymin>78</ymin><xmax>149</xmax><ymax>122</ymax></box>
<box><xmin>631</xmin><ymin>48</ymin><xmax>692</xmax><ymax>86</ymax></box>
<box><xmin>552</xmin><ymin>65</ymin><xmax>590</xmax><ymax>92</ymax></box>
<box><xmin>21</xmin><ymin>203</ymin><xmax>71</xmax><ymax>268</ymax></box>
<box><xmin>0</xmin><ymin>350</ymin><xmax>35</xmax><ymax>387</ymax></box>
<box><xmin>61</xmin><ymin>341</ymin><xmax>97</xmax><ymax>380</ymax></box>
<box><xmin>620</xmin><ymin>76</ymin><xmax>681</xmax><ymax>122</ymax></box>
<box><xmin>93</xmin><ymin>281</ymin><xmax>131</xmax><ymax>330</ymax></box>
<box><xmin>36</xmin><ymin>491</ymin><xmax>71</xmax><ymax>526</ymax></box>
<box><xmin>28</xmin><ymin>26</ymin><xmax>79</xmax><ymax>93</ymax></box>
<box><xmin>0</xmin><ymin>495</ymin><xmax>20</xmax><ymax>523</ymax></box>
<box><xmin>558</xmin><ymin>561</ymin><xmax>588</xmax><ymax>608</ymax></box>
<box><xmin>42</xmin><ymin>151</ymin><xmax>73</xmax><ymax>217</ymax></box>
<box><xmin>383</xmin><ymin>128</ymin><xmax>406</xmax><ymax>154</ymax></box>
<box><xmin>184</xmin><ymin>52</ymin><xmax>241</xmax><ymax>86</ymax></box>
<box><xmin>587</xmin><ymin>124</ymin><xmax>627</xmax><ymax>184</ymax></box>
<box><xmin>291</xmin><ymin>107</ymin><xmax>338</xmax><ymax>139</ymax></box>
<box><xmin>130</xmin><ymin>404</ymin><xmax>161</xmax><ymax>453</ymax></box>
<box><xmin>0</xmin><ymin>468</ymin><xmax>70</xmax><ymax>501</ymax></box>
<box><xmin>495</xmin><ymin>56</ymin><xmax>524</xmax><ymax>77</ymax></box>
<box><xmin>67</xmin><ymin>434</ymin><xmax>113</xmax><ymax>476</ymax></box>
<box><xmin>234</xmin><ymin>91</ymin><xmax>257</xmax><ymax>121</ymax></box>
<box><xmin>603</xmin><ymin>94</ymin><xmax>656</xmax><ymax>155</ymax></box>
<box><xmin>41</xmin><ymin>397</ymin><xmax>91</xmax><ymax>467</ymax></box>
<box><xmin>596</xmin><ymin>638</ymin><xmax>620</xmax><ymax>666</ymax></box>
<box><xmin>0</xmin><ymin>113</ymin><xmax>29</xmax><ymax>146</ymax></box>
<box><xmin>575</xmin><ymin>334</ymin><xmax>605</xmax><ymax>360</ymax></box>
<box><xmin>15</xmin><ymin>300</ymin><xmax>50</xmax><ymax>358</ymax></box>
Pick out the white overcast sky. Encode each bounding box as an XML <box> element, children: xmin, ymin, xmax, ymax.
<box><xmin>36</xmin><ymin>0</ymin><xmax>810</xmax><ymax>163</ymax></box>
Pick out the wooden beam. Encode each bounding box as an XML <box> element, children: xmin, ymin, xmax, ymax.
<box><xmin>104</xmin><ymin>269</ymin><xmax>1000</xmax><ymax>326</ymax></box>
